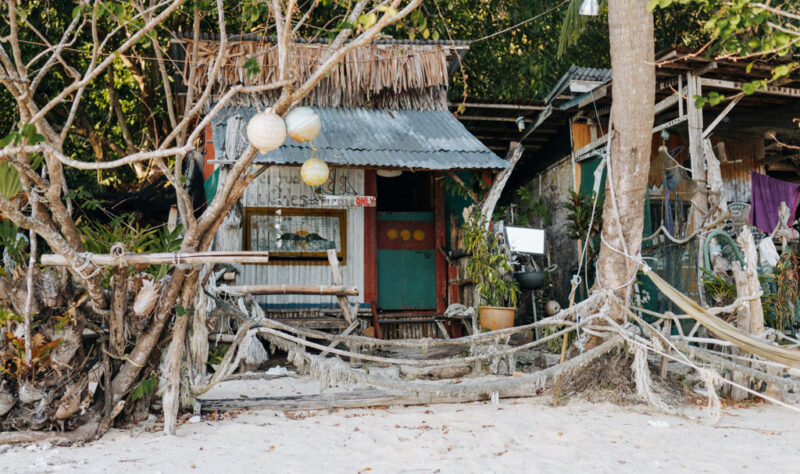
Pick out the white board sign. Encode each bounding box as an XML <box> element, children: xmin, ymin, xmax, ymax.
<box><xmin>505</xmin><ymin>226</ymin><xmax>545</xmax><ymax>254</ymax></box>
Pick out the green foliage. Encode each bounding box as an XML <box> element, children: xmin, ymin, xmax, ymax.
<box><xmin>0</xmin><ymin>220</ymin><xmax>27</xmax><ymax>265</ymax></box>
<box><xmin>462</xmin><ymin>214</ymin><xmax>519</xmax><ymax>308</ymax></box>
<box><xmin>700</xmin><ymin>267</ymin><xmax>736</xmax><ymax>306</ymax></box>
<box><xmin>131</xmin><ymin>374</ymin><xmax>157</xmax><ymax>401</ymax></box>
<box><xmin>243</xmin><ymin>58</ymin><xmax>261</xmax><ymax>78</ymax></box>
<box><xmin>78</xmin><ymin>213</ymin><xmax>158</xmax><ymax>255</ymax></box>
<box><xmin>771</xmin><ymin>250</ymin><xmax>800</xmax><ymax>332</ymax></box>
<box><xmin>148</xmin><ymin>224</ymin><xmax>184</xmax><ymax>280</ymax></box>
<box><xmin>0</xmin><ymin>161</ymin><xmax>22</xmax><ymax>200</ymax></box>
<box><xmin>652</xmin><ymin>0</ymin><xmax>799</xmax><ymax>104</ymax></box>
<box><xmin>562</xmin><ymin>189</ymin><xmax>603</xmax><ymax>260</ymax></box>
<box><xmin>208</xmin><ymin>345</ymin><xmax>227</xmax><ymax>366</ymax></box>
<box><xmin>0</xmin><ymin>308</ymin><xmax>24</xmax><ymax>326</ymax></box>
<box><xmin>77</xmin><ymin>213</ymin><xmax>183</xmax><ymax>279</ymax></box>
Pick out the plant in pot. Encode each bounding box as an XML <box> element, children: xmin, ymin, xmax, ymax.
<box><xmin>463</xmin><ymin>215</ymin><xmax>520</xmax><ymax>330</ymax></box>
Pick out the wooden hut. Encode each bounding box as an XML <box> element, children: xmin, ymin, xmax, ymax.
<box><xmin>181</xmin><ymin>37</ymin><xmax>509</xmax><ymax>337</ymax></box>
<box><xmin>494</xmin><ymin>48</ymin><xmax>800</xmax><ymax>306</ymax></box>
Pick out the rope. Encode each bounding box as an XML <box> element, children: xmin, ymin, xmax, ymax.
<box><xmin>110</xmin><ymin>242</ymin><xmax>128</xmax><ymax>268</ymax></box>
<box><xmin>642</xmin><ymin>267</ymin><xmax>800</xmax><ymax>369</ymax></box>
<box><xmin>253</xmin><ymin>314</ymin><xmax>603</xmax><ymax>368</ymax></box>
<box><xmin>72</xmin><ymin>252</ymin><xmax>103</xmax><ymax>280</ymax></box>
<box><xmin>211</xmin><ymin>290</ymin><xmax>602</xmax><ymax>350</ymax></box>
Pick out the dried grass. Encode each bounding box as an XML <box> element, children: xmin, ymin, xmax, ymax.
<box><xmin>184</xmin><ymin>40</ymin><xmax>452</xmax><ymax>110</ymax></box>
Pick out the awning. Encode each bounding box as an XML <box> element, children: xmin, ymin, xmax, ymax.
<box><xmin>211</xmin><ymin>107</ymin><xmax>509</xmax><ymax>170</ymax></box>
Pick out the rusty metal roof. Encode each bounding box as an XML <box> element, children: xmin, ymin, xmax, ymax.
<box><xmin>212</xmin><ymin>107</ymin><xmax>509</xmax><ymax>170</ymax></box>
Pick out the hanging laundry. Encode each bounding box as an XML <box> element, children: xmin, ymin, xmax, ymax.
<box><xmin>749</xmin><ymin>171</ymin><xmax>800</xmax><ymax>234</ymax></box>
<box><xmin>664</xmin><ymin>188</ymin><xmax>675</xmax><ymax>236</ymax></box>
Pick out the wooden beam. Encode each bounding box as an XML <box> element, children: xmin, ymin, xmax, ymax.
<box><xmin>40</xmin><ymin>251</ymin><xmax>270</xmax><ymax>267</ymax></box>
<box><xmin>574</xmin><ymin>115</ymin><xmax>688</xmax><ymax>162</ymax></box>
<box><xmin>457</xmin><ymin>115</ymin><xmax>533</xmax><ymax>123</ymax></box>
<box><xmin>223</xmin><ymin>285</ymin><xmax>359</xmax><ymax>296</ymax></box>
<box><xmin>691</xmin><ymin>61</ymin><xmax>718</xmax><ymax>76</ymax></box>
<box><xmin>272</xmin><ymin>318</ymin><xmax>350</xmax><ymax>330</ymax></box>
<box><xmin>449</xmin><ymin>102</ymin><xmax>546</xmax><ymax>111</ymax></box>
<box><xmin>654</xmin><ymin>93</ymin><xmax>679</xmax><ymax>115</ymax></box>
<box><xmin>702</xmin><ymin>95</ymin><xmax>742</xmax><ymax>139</ymax></box>
<box><xmin>700</xmin><ymin>77</ymin><xmax>800</xmax><ymax>98</ymax></box>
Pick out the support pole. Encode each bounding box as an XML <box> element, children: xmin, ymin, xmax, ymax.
<box><xmin>686</xmin><ymin>72</ymin><xmax>708</xmax><ymax>235</ymax></box>
<box><xmin>327</xmin><ymin>249</ymin><xmax>354</xmax><ymax>324</ymax></box>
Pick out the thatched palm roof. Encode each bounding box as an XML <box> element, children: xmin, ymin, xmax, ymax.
<box><xmin>176</xmin><ymin>37</ymin><xmax>467</xmax><ymax>110</ymax></box>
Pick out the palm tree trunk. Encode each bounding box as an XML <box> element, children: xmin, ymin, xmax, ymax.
<box><xmin>596</xmin><ymin>0</ymin><xmax>656</xmax><ymax>318</ymax></box>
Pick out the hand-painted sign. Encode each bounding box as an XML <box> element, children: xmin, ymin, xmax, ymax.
<box><xmin>319</xmin><ymin>195</ymin><xmax>376</xmax><ymax>207</ymax></box>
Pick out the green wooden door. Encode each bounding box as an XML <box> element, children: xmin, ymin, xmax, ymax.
<box><xmin>377</xmin><ymin>212</ymin><xmax>436</xmax><ymax>310</ymax></box>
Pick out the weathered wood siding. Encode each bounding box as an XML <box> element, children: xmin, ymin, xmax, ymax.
<box><xmin>216</xmin><ymin>165</ymin><xmax>365</xmax><ymax>307</ymax></box>
<box><xmin>526</xmin><ymin>156</ymin><xmax>576</xmax><ymax>303</ymax></box>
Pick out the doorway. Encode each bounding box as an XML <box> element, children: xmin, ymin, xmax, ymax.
<box><xmin>376</xmin><ymin>172</ymin><xmax>436</xmax><ymax>310</ymax></box>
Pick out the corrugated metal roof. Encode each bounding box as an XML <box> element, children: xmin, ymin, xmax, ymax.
<box><xmin>212</xmin><ymin>107</ymin><xmax>509</xmax><ymax>170</ymax></box>
<box><xmin>544</xmin><ymin>65</ymin><xmax>612</xmax><ymax>105</ymax></box>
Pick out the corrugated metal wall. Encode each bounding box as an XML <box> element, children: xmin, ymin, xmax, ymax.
<box><xmin>224</xmin><ymin>165</ymin><xmax>366</xmax><ymax>307</ymax></box>
<box><xmin>712</xmin><ymin>135</ymin><xmax>764</xmax><ymax>203</ymax></box>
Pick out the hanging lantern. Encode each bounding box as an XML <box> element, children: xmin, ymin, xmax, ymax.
<box><xmin>285</xmin><ymin>107</ymin><xmax>321</xmax><ymax>143</ymax></box>
<box><xmin>579</xmin><ymin>0</ymin><xmax>599</xmax><ymax>16</ymax></box>
<box><xmin>246</xmin><ymin>108</ymin><xmax>286</xmax><ymax>153</ymax></box>
<box><xmin>300</xmin><ymin>158</ymin><xmax>329</xmax><ymax>186</ymax></box>
<box><xmin>377</xmin><ymin>169</ymin><xmax>402</xmax><ymax>178</ymax></box>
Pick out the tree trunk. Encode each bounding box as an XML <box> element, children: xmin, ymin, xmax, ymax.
<box><xmin>596</xmin><ymin>0</ymin><xmax>655</xmax><ymax>318</ymax></box>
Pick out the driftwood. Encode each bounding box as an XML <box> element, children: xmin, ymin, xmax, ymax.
<box><xmin>225</xmin><ymin>284</ymin><xmax>358</xmax><ymax>296</ymax></box>
<box><xmin>40</xmin><ymin>251</ymin><xmax>270</xmax><ymax>267</ymax></box>
<box><xmin>399</xmin><ymin>364</ymin><xmax>473</xmax><ymax>380</ymax></box>
<box><xmin>199</xmin><ymin>388</ymin><xmax>497</xmax><ymax>412</ymax></box>
<box><xmin>327</xmin><ymin>249</ymin><xmax>355</xmax><ymax>324</ymax></box>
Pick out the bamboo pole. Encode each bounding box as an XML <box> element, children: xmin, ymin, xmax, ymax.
<box><xmin>225</xmin><ymin>284</ymin><xmax>358</xmax><ymax>296</ymax></box>
<box><xmin>40</xmin><ymin>251</ymin><xmax>269</xmax><ymax>266</ymax></box>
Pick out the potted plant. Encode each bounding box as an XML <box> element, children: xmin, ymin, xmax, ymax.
<box><xmin>463</xmin><ymin>215</ymin><xmax>520</xmax><ymax>330</ymax></box>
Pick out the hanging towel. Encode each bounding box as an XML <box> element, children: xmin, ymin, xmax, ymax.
<box><xmin>749</xmin><ymin>171</ymin><xmax>800</xmax><ymax>233</ymax></box>
<box><xmin>664</xmin><ymin>188</ymin><xmax>675</xmax><ymax>236</ymax></box>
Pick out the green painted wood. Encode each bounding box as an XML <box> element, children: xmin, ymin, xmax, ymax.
<box><xmin>377</xmin><ymin>211</ymin><xmax>434</xmax><ymax>222</ymax></box>
<box><xmin>377</xmin><ymin>249</ymin><xmax>436</xmax><ymax>310</ymax></box>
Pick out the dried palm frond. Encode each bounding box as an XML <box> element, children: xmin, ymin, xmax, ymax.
<box><xmin>184</xmin><ymin>40</ymin><xmax>452</xmax><ymax>111</ymax></box>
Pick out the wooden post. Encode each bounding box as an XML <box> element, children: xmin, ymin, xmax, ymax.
<box><xmin>109</xmin><ymin>266</ymin><xmax>128</xmax><ymax>357</ymax></box>
<box><xmin>660</xmin><ymin>318</ymin><xmax>671</xmax><ymax>379</ymax></box>
<box><xmin>327</xmin><ymin>249</ymin><xmax>354</xmax><ymax>324</ymax></box>
<box><xmin>686</xmin><ymin>73</ymin><xmax>708</xmax><ymax>234</ymax></box>
<box><xmin>364</xmin><ymin>170</ymin><xmax>378</xmax><ymax>304</ymax></box>
<box><xmin>729</xmin><ymin>228</ymin><xmax>767</xmax><ymax>400</ymax></box>
<box><xmin>434</xmin><ymin>172</ymin><xmax>447</xmax><ymax>314</ymax></box>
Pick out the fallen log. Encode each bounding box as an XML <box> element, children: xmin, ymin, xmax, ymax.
<box><xmin>200</xmin><ymin>337</ymin><xmax>622</xmax><ymax>412</ymax></box>
<box><xmin>199</xmin><ymin>388</ymin><xmax>496</xmax><ymax>412</ymax></box>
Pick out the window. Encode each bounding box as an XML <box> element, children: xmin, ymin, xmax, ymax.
<box><xmin>243</xmin><ymin>207</ymin><xmax>347</xmax><ymax>265</ymax></box>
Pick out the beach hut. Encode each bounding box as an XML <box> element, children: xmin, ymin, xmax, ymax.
<box><xmin>178</xmin><ymin>36</ymin><xmax>509</xmax><ymax>336</ymax></box>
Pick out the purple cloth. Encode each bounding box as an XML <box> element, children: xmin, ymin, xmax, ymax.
<box><xmin>749</xmin><ymin>171</ymin><xmax>800</xmax><ymax>233</ymax></box>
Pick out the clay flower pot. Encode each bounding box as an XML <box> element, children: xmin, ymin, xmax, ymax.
<box><xmin>479</xmin><ymin>306</ymin><xmax>516</xmax><ymax>331</ymax></box>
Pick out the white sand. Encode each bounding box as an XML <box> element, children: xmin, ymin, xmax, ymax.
<box><xmin>2</xmin><ymin>376</ymin><xmax>798</xmax><ymax>473</ymax></box>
